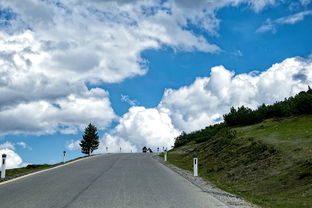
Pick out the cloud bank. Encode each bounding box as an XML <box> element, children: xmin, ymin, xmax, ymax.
<box><xmin>1</xmin><ymin>0</ymin><xmax>311</xmax><ymax>154</ymax></box>
<box><xmin>0</xmin><ymin>0</ymin><xmax>282</xmax><ymax>135</ymax></box>
<box><xmin>101</xmin><ymin>56</ymin><xmax>312</xmax><ymax>151</ymax></box>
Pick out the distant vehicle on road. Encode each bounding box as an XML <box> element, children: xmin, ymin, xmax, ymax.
<box><xmin>142</xmin><ymin>146</ymin><xmax>147</xmax><ymax>153</ymax></box>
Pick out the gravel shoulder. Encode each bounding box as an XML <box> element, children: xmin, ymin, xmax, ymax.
<box><xmin>154</xmin><ymin>155</ymin><xmax>260</xmax><ymax>208</ymax></box>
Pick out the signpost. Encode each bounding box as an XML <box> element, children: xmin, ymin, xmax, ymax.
<box><xmin>1</xmin><ymin>154</ymin><xmax>7</xmax><ymax>179</ymax></box>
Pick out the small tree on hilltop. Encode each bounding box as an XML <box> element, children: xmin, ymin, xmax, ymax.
<box><xmin>80</xmin><ymin>123</ymin><xmax>99</xmax><ymax>156</ymax></box>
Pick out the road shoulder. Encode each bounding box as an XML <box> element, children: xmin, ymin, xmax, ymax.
<box><xmin>153</xmin><ymin>155</ymin><xmax>259</xmax><ymax>208</ymax></box>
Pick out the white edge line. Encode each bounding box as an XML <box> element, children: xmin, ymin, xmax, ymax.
<box><xmin>0</xmin><ymin>154</ymin><xmax>104</xmax><ymax>186</ymax></box>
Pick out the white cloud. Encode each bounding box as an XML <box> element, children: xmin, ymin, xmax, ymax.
<box><xmin>0</xmin><ymin>88</ymin><xmax>116</xmax><ymax>134</ymax></box>
<box><xmin>0</xmin><ymin>142</ymin><xmax>15</xmax><ymax>150</ymax></box>
<box><xmin>276</xmin><ymin>10</ymin><xmax>312</xmax><ymax>24</ymax></box>
<box><xmin>256</xmin><ymin>19</ymin><xmax>276</xmax><ymax>33</ymax></box>
<box><xmin>257</xmin><ymin>10</ymin><xmax>312</xmax><ymax>33</ymax></box>
<box><xmin>16</xmin><ymin>142</ymin><xmax>28</xmax><ymax>149</ymax></box>
<box><xmin>97</xmin><ymin>134</ymin><xmax>138</xmax><ymax>153</ymax></box>
<box><xmin>121</xmin><ymin>94</ymin><xmax>138</xmax><ymax>106</ymax></box>
<box><xmin>98</xmin><ymin>106</ymin><xmax>180</xmax><ymax>153</ymax></box>
<box><xmin>0</xmin><ymin>0</ymin><xmax>279</xmax><ymax>135</ymax></box>
<box><xmin>167</xmin><ymin>0</ymin><xmax>275</xmax><ymax>35</ymax></box>
<box><xmin>66</xmin><ymin>140</ymin><xmax>81</xmax><ymax>151</ymax></box>
<box><xmin>0</xmin><ymin>149</ymin><xmax>24</xmax><ymax>169</ymax></box>
<box><xmin>158</xmin><ymin>56</ymin><xmax>312</xmax><ymax>132</ymax></box>
<box><xmin>98</xmin><ymin>56</ymin><xmax>312</xmax><ymax>150</ymax></box>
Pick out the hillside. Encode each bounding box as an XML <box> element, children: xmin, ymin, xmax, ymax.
<box><xmin>166</xmin><ymin>115</ymin><xmax>312</xmax><ymax>208</ymax></box>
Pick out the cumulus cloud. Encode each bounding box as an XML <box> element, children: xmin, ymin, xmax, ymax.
<box><xmin>0</xmin><ymin>148</ymin><xmax>24</xmax><ymax>169</ymax></box>
<box><xmin>0</xmin><ymin>0</ymin><xmax>279</xmax><ymax>135</ymax></box>
<box><xmin>97</xmin><ymin>134</ymin><xmax>138</xmax><ymax>153</ymax></box>
<box><xmin>98</xmin><ymin>56</ymin><xmax>312</xmax><ymax>150</ymax></box>
<box><xmin>66</xmin><ymin>140</ymin><xmax>81</xmax><ymax>151</ymax></box>
<box><xmin>98</xmin><ymin>106</ymin><xmax>180</xmax><ymax>153</ymax></box>
<box><xmin>159</xmin><ymin>56</ymin><xmax>312</xmax><ymax>132</ymax></box>
<box><xmin>0</xmin><ymin>88</ymin><xmax>116</xmax><ymax>134</ymax></box>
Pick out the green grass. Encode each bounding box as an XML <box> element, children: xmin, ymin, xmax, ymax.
<box><xmin>0</xmin><ymin>155</ymin><xmax>94</xmax><ymax>183</ymax></box>
<box><xmin>166</xmin><ymin>115</ymin><xmax>312</xmax><ymax>208</ymax></box>
<box><xmin>4</xmin><ymin>164</ymin><xmax>56</xmax><ymax>178</ymax></box>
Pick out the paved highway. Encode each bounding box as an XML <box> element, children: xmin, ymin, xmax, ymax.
<box><xmin>0</xmin><ymin>153</ymin><xmax>227</xmax><ymax>208</ymax></box>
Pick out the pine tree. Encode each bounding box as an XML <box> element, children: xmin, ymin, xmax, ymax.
<box><xmin>80</xmin><ymin>123</ymin><xmax>99</xmax><ymax>156</ymax></box>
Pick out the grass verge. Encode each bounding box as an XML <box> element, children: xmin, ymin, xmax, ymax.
<box><xmin>165</xmin><ymin>115</ymin><xmax>312</xmax><ymax>208</ymax></box>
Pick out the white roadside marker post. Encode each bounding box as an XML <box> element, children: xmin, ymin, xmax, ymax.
<box><xmin>63</xmin><ymin>151</ymin><xmax>67</xmax><ymax>163</ymax></box>
<box><xmin>1</xmin><ymin>154</ymin><xmax>7</xmax><ymax>179</ymax></box>
<box><xmin>164</xmin><ymin>150</ymin><xmax>167</xmax><ymax>161</ymax></box>
<box><xmin>193</xmin><ymin>153</ymin><xmax>198</xmax><ymax>177</ymax></box>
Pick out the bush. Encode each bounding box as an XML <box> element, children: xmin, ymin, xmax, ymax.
<box><xmin>174</xmin><ymin>87</ymin><xmax>312</xmax><ymax>147</ymax></box>
<box><xmin>224</xmin><ymin>88</ymin><xmax>312</xmax><ymax>127</ymax></box>
<box><xmin>174</xmin><ymin>123</ymin><xmax>227</xmax><ymax>147</ymax></box>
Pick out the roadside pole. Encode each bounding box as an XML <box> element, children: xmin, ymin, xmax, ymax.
<box><xmin>1</xmin><ymin>154</ymin><xmax>7</xmax><ymax>179</ymax></box>
<box><xmin>106</xmin><ymin>146</ymin><xmax>108</xmax><ymax>153</ymax></box>
<box><xmin>193</xmin><ymin>153</ymin><xmax>198</xmax><ymax>177</ymax></box>
<box><xmin>63</xmin><ymin>151</ymin><xmax>67</xmax><ymax>163</ymax></box>
<box><xmin>164</xmin><ymin>150</ymin><xmax>167</xmax><ymax>161</ymax></box>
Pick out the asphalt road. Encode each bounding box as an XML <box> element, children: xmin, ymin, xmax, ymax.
<box><xmin>0</xmin><ymin>153</ymin><xmax>227</xmax><ymax>208</ymax></box>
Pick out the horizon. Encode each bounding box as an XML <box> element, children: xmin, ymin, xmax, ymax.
<box><xmin>0</xmin><ymin>0</ymin><xmax>312</xmax><ymax>168</ymax></box>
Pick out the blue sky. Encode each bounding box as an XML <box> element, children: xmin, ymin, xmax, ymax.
<box><xmin>0</xmin><ymin>0</ymin><xmax>311</xmax><ymax>168</ymax></box>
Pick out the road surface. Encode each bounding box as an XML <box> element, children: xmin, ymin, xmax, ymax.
<box><xmin>0</xmin><ymin>153</ymin><xmax>227</xmax><ymax>208</ymax></box>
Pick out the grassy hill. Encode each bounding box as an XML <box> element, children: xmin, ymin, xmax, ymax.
<box><xmin>166</xmin><ymin>115</ymin><xmax>312</xmax><ymax>208</ymax></box>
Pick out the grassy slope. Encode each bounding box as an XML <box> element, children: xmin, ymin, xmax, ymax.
<box><xmin>167</xmin><ymin>115</ymin><xmax>312</xmax><ymax>208</ymax></box>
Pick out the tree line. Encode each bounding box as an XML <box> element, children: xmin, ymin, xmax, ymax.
<box><xmin>174</xmin><ymin>87</ymin><xmax>312</xmax><ymax>147</ymax></box>
<box><xmin>224</xmin><ymin>87</ymin><xmax>312</xmax><ymax>126</ymax></box>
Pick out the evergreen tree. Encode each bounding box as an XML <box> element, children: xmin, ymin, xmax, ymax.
<box><xmin>80</xmin><ymin>123</ymin><xmax>99</xmax><ymax>156</ymax></box>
